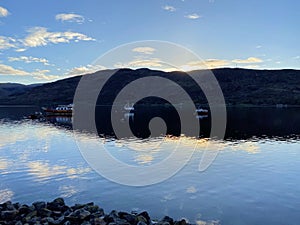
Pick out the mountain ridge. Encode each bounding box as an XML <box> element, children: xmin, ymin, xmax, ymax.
<box><xmin>1</xmin><ymin>68</ymin><xmax>299</xmax><ymax>106</ymax></box>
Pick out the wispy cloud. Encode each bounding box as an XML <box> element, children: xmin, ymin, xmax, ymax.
<box><xmin>15</xmin><ymin>48</ymin><xmax>26</xmax><ymax>52</ymax></box>
<box><xmin>8</xmin><ymin>56</ymin><xmax>49</xmax><ymax>65</ymax></box>
<box><xmin>132</xmin><ymin>47</ymin><xmax>156</xmax><ymax>55</ymax></box>
<box><xmin>31</xmin><ymin>69</ymin><xmax>59</xmax><ymax>80</ymax></box>
<box><xmin>0</xmin><ymin>36</ymin><xmax>16</xmax><ymax>50</ymax></box>
<box><xmin>0</xmin><ymin>6</ymin><xmax>9</xmax><ymax>17</ymax></box>
<box><xmin>67</xmin><ymin>64</ymin><xmax>106</xmax><ymax>76</ymax></box>
<box><xmin>185</xmin><ymin>13</ymin><xmax>201</xmax><ymax>19</ymax></box>
<box><xmin>23</xmin><ymin>27</ymin><xmax>95</xmax><ymax>48</ymax></box>
<box><xmin>114</xmin><ymin>58</ymin><xmax>163</xmax><ymax>68</ymax></box>
<box><xmin>0</xmin><ymin>63</ymin><xmax>59</xmax><ymax>81</ymax></box>
<box><xmin>55</xmin><ymin>13</ymin><xmax>85</xmax><ymax>23</ymax></box>
<box><xmin>0</xmin><ymin>64</ymin><xmax>28</xmax><ymax>75</ymax></box>
<box><xmin>162</xmin><ymin>5</ymin><xmax>176</xmax><ymax>12</ymax></box>
<box><xmin>256</xmin><ymin>45</ymin><xmax>262</xmax><ymax>49</ymax></box>
<box><xmin>195</xmin><ymin>59</ymin><xmax>230</xmax><ymax>68</ymax></box>
<box><xmin>232</xmin><ymin>57</ymin><xmax>263</xmax><ymax>64</ymax></box>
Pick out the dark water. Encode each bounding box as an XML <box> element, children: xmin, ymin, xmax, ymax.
<box><xmin>0</xmin><ymin>106</ymin><xmax>300</xmax><ymax>225</ymax></box>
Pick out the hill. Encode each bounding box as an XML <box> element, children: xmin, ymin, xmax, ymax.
<box><xmin>0</xmin><ymin>68</ymin><xmax>299</xmax><ymax>106</ymax></box>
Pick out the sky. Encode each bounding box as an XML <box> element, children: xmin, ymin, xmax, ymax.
<box><xmin>0</xmin><ymin>0</ymin><xmax>299</xmax><ymax>84</ymax></box>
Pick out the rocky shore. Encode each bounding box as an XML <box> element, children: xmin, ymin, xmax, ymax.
<box><xmin>0</xmin><ymin>198</ymin><xmax>190</xmax><ymax>225</ymax></box>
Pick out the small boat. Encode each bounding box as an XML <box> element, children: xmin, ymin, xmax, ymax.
<box><xmin>42</xmin><ymin>104</ymin><xmax>73</xmax><ymax>116</ymax></box>
<box><xmin>195</xmin><ymin>107</ymin><xmax>209</xmax><ymax>115</ymax></box>
<box><xmin>124</xmin><ymin>102</ymin><xmax>134</xmax><ymax>111</ymax></box>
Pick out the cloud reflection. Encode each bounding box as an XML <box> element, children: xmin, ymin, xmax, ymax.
<box><xmin>0</xmin><ymin>158</ymin><xmax>9</xmax><ymax>170</ymax></box>
<box><xmin>27</xmin><ymin>161</ymin><xmax>91</xmax><ymax>182</ymax></box>
<box><xmin>59</xmin><ymin>185</ymin><xmax>78</xmax><ymax>198</ymax></box>
<box><xmin>0</xmin><ymin>189</ymin><xmax>14</xmax><ymax>203</ymax></box>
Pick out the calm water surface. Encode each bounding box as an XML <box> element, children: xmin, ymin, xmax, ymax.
<box><xmin>0</xmin><ymin>106</ymin><xmax>299</xmax><ymax>225</ymax></box>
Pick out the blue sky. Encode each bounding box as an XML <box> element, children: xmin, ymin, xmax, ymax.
<box><xmin>0</xmin><ymin>0</ymin><xmax>299</xmax><ymax>84</ymax></box>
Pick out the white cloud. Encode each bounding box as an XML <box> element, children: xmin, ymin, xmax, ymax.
<box><xmin>232</xmin><ymin>57</ymin><xmax>263</xmax><ymax>64</ymax></box>
<box><xmin>23</xmin><ymin>27</ymin><xmax>95</xmax><ymax>47</ymax></box>
<box><xmin>0</xmin><ymin>6</ymin><xmax>9</xmax><ymax>17</ymax></box>
<box><xmin>185</xmin><ymin>13</ymin><xmax>201</xmax><ymax>19</ymax></box>
<box><xmin>55</xmin><ymin>13</ymin><xmax>85</xmax><ymax>23</ymax></box>
<box><xmin>0</xmin><ymin>63</ymin><xmax>59</xmax><ymax>81</ymax></box>
<box><xmin>191</xmin><ymin>59</ymin><xmax>230</xmax><ymax>68</ymax></box>
<box><xmin>0</xmin><ymin>64</ymin><xmax>28</xmax><ymax>75</ymax></box>
<box><xmin>8</xmin><ymin>56</ymin><xmax>49</xmax><ymax>65</ymax></box>
<box><xmin>0</xmin><ymin>36</ymin><xmax>16</xmax><ymax>50</ymax></box>
<box><xmin>114</xmin><ymin>58</ymin><xmax>163</xmax><ymax>68</ymax></box>
<box><xmin>32</xmin><ymin>70</ymin><xmax>60</xmax><ymax>81</ymax></box>
<box><xmin>256</xmin><ymin>45</ymin><xmax>262</xmax><ymax>49</ymax></box>
<box><xmin>132</xmin><ymin>47</ymin><xmax>156</xmax><ymax>55</ymax></box>
<box><xmin>15</xmin><ymin>48</ymin><xmax>27</xmax><ymax>52</ymax></box>
<box><xmin>162</xmin><ymin>5</ymin><xmax>176</xmax><ymax>12</ymax></box>
<box><xmin>67</xmin><ymin>64</ymin><xmax>106</xmax><ymax>76</ymax></box>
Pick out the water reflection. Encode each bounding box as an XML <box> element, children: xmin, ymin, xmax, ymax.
<box><xmin>0</xmin><ymin>106</ymin><xmax>300</xmax><ymax>224</ymax></box>
<box><xmin>0</xmin><ymin>189</ymin><xmax>14</xmax><ymax>203</ymax></box>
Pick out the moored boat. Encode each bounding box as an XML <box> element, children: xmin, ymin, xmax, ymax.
<box><xmin>195</xmin><ymin>107</ymin><xmax>209</xmax><ymax>115</ymax></box>
<box><xmin>42</xmin><ymin>104</ymin><xmax>73</xmax><ymax>116</ymax></box>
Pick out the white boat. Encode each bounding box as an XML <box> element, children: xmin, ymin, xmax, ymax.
<box><xmin>42</xmin><ymin>104</ymin><xmax>73</xmax><ymax>116</ymax></box>
<box><xmin>124</xmin><ymin>103</ymin><xmax>134</xmax><ymax>111</ymax></box>
<box><xmin>195</xmin><ymin>107</ymin><xmax>208</xmax><ymax>115</ymax></box>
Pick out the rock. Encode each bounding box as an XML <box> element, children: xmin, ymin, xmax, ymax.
<box><xmin>137</xmin><ymin>221</ymin><xmax>147</xmax><ymax>225</ymax></box>
<box><xmin>52</xmin><ymin>210</ymin><xmax>62</xmax><ymax>217</ymax></box>
<box><xmin>161</xmin><ymin>216</ymin><xmax>174</xmax><ymax>225</ymax></box>
<box><xmin>0</xmin><ymin>201</ymin><xmax>15</xmax><ymax>211</ymax></box>
<box><xmin>156</xmin><ymin>222</ymin><xmax>170</xmax><ymax>225</ymax></box>
<box><xmin>85</xmin><ymin>205</ymin><xmax>101</xmax><ymax>214</ymax></box>
<box><xmin>81</xmin><ymin>221</ymin><xmax>92</xmax><ymax>225</ymax></box>
<box><xmin>93</xmin><ymin>217</ymin><xmax>107</xmax><ymax>225</ymax></box>
<box><xmin>45</xmin><ymin>216</ymin><xmax>55</xmax><ymax>224</ymax></box>
<box><xmin>13</xmin><ymin>203</ymin><xmax>21</xmax><ymax>210</ymax></box>
<box><xmin>15</xmin><ymin>221</ymin><xmax>23</xmax><ymax>225</ymax></box>
<box><xmin>174</xmin><ymin>219</ymin><xmax>187</xmax><ymax>225</ymax></box>
<box><xmin>1</xmin><ymin>210</ymin><xmax>19</xmax><ymax>220</ymax></box>
<box><xmin>39</xmin><ymin>208</ymin><xmax>52</xmax><ymax>217</ymax></box>
<box><xmin>63</xmin><ymin>221</ymin><xmax>71</xmax><ymax>225</ymax></box>
<box><xmin>71</xmin><ymin>203</ymin><xmax>85</xmax><ymax>211</ymax></box>
<box><xmin>47</xmin><ymin>198</ymin><xmax>65</xmax><ymax>211</ymax></box>
<box><xmin>66</xmin><ymin>208</ymin><xmax>91</xmax><ymax>221</ymax></box>
<box><xmin>18</xmin><ymin>205</ymin><xmax>31</xmax><ymax>215</ymax></box>
<box><xmin>26</xmin><ymin>210</ymin><xmax>37</xmax><ymax>219</ymax></box>
<box><xmin>118</xmin><ymin>212</ymin><xmax>137</xmax><ymax>225</ymax></box>
<box><xmin>53</xmin><ymin>215</ymin><xmax>65</xmax><ymax>225</ymax></box>
<box><xmin>137</xmin><ymin>215</ymin><xmax>148</xmax><ymax>225</ymax></box>
<box><xmin>137</xmin><ymin>212</ymin><xmax>151</xmax><ymax>225</ymax></box>
<box><xmin>33</xmin><ymin>201</ymin><xmax>46</xmax><ymax>211</ymax></box>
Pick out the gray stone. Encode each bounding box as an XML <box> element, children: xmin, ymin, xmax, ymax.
<box><xmin>161</xmin><ymin>216</ymin><xmax>173</xmax><ymax>225</ymax></box>
<box><xmin>1</xmin><ymin>209</ymin><xmax>18</xmax><ymax>220</ymax></box>
<box><xmin>93</xmin><ymin>217</ymin><xmax>107</xmax><ymax>225</ymax></box>
<box><xmin>66</xmin><ymin>208</ymin><xmax>91</xmax><ymax>221</ymax></box>
<box><xmin>18</xmin><ymin>205</ymin><xmax>31</xmax><ymax>214</ymax></box>
<box><xmin>33</xmin><ymin>201</ymin><xmax>46</xmax><ymax>211</ymax></box>
<box><xmin>137</xmin><ymin>221</ymin><xmax>147</xmax><ymax>225</ymax></box>
<box><xmin>39</xmin><ymin>208</ymin><xmax>52</xmax><ymax>217</ymax></box>
<box><xmin>174</xmin><ymin>219</ymin><xmax>187</xmax><ymax>225</ymax></box>
<box><xmin>81</xmin><ymin>221</ymin><xmax>92</xmax><ymax>225</ymax></box>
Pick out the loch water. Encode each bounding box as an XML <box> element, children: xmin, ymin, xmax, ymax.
<box><xmin>0</xmin><ymin>106</ymin><xmax>299</xmax><ymax>225</ymax></box>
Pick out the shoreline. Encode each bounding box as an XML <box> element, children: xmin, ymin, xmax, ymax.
<box><xmin>0</xmin><ymin>198</ymin><xmax>192</xmax><ymax>225</ymax></box>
